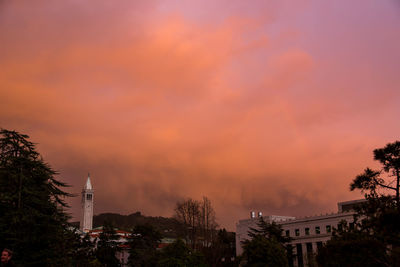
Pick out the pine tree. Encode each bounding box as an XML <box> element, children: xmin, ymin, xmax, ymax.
<box><xmin>317</xmin><ymin>141</ymin><xmax>400</xmax><ymax>267</ymax></box>
<box><xmin>0</xmin><ymin>129</ymin><xmax>73</xmax><ymax>266</ymax></box>
<box><xmin>241</xmin><ymin>218</ymin><xmax>291</xmax><ymax>267</ymax></box>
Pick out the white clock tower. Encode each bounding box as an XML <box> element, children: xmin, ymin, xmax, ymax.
<box><xmin>80</xmin><ymin>174</ymin><xmax>94</xmax><ymax>232</ymax></box>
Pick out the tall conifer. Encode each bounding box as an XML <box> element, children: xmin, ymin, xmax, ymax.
<box><xmin>0</xmin><ymin>129</ymin><xmax>72</xmax><ymax>266</ymax></box>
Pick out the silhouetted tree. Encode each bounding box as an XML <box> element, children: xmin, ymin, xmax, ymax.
<box><xmin>69</xmin><ymin>231</ymin><xmax>98</xmax><ymax>267</ymax></box>
<box><xmin>175</xmin><ymin>198</ymin><xmax>201</xmax><ymax>249</ymax></box>
<box><xmin>242</xmin><ymin>235</ymin><xmax>288</xmax><ymax>267</ymax></box>
<box><xmin>241</xmin><ymin>218</ymin><xmax>291</xmax><ymax>267</ymax></box>
<box><xmin>202</xmin><ymin>229</ymin><xmax>236</xmax><ymax>267</ymax></box>
<box><xmin>95</xmin><ymin>222</ymin><xmax>121</xmax><ymax>267</ymax></box>
<box><xmin>174</xmin><ymin>197</ymin><xmax>218</xmax><ymax>250</ymax></box>
<box><xmin>350</xmin><ymin>140</ymin><xmax>400</xmax><ymax>208</ymax></box>
<box><xmin>248</xmin><ymin>218</ymin><xmax>291</xmax><ymax>245</ymax></box>
<box><xmin>351</xmin><ymin>141</ymin><xmax>400</xmax><ymax>251</ymax></box>
<box><xmin>0</xmin><ymin>129</ymin><xmax>73</xmax><ymax>266</ymax></box>
<box><xmin>317</xmin><ymin>141</ymin><xmax>400</xmax><ymax>266</ymax></box>
<box><xmin>316</xmin><ymin>221</ymin><xmax>389</xmax><ymax>267</ymax></box>
<box><xmin>128</xmin><ymin>224</ymin><xmax>162</xmax><ymax>267</ymax></box>
<box><xmin>199</xmin><ymin>196</ymin><xmax>218</xmax><ymax>247</ymax></box>
<box><xmin>156</xmin><ymin>239</ymin><xmax>208</xmax><ymax>267</ymax></box>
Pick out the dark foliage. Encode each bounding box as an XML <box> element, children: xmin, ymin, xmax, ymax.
<box><xmin>68</xmin><ymin>231</ymin><xmax>98</xmax><ymax>267</ymax></box>
<box><xmin>128</xmin><ymin>224</ymin><xmax>162</xmax><ymax>267</ymax></box>
<box><xmin>248</xmin><ymin>219</ymin><xmax>291</xmax><ymax>244</ymax></box>
<box><xmin>201</xmin><ymin>229</ymin><xmax>237</xmax><ymax>267</ymax></box>
<box><xmin>317</xmin><ymin>220</ymin><xmax>390</xmax><ymax>267</ymax></box>
<box><xmin>156</xmin><ymin>239</ymin><xmax>208</xmax><ymax>267</ymax></box>
<box><xmin>243</xmin><ymin>235</ymin><xmax>288</xmax><ymax>267</ymax></box>
<box><xmin>0</xmin><ymin>129</ymin><xmax>73</xmax><ymax>266</ymax></box>
<box><xmin>241</xmin><ymin>218</ymin><xmax>290</xmax><ymax>267</ymax></box>
<box><xmin>318</xmin><ymin>141</ymin><xmax>400</xmax><ymax>267</ymax></box>
<box><xmin>350</xmin><ymin>140</ymin><xmax>400</xmax><ymax>207</ymax></box>
<box><xmin>95</xmin><ymin>221</ymin><xmax>121</xmax><ymax>267</ymax></box>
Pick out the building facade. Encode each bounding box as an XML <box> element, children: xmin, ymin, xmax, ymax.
<box><xmin>80</xmin><ymin>174</ymin><xmax>94</xmax><ymax>232</ymax></box>
<box><xmin>236</xmin><ymin>200</ymin><xmax>362</xmax><ymax>267</ymax></box>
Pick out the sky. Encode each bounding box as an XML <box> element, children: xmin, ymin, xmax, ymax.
<box><xmin>1</xmin><ymin>0</ymin><xmax>400</xmax><ymax>230</ymax></box>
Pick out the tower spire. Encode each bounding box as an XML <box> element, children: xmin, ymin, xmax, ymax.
<box><xmin>85</xmin><ymin>173</ymin><xmax>92</xmax><ymax>190</ymax></box>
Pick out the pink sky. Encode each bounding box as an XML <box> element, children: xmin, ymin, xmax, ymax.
<box><xmin>1</xmin><ymin>0</ymin><xmax>399</xmax><ymax>230</ymax></box>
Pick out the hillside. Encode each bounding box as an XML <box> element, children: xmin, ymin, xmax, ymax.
<box><xmin>72</xmin><ymin>212</ymin><xmax>185</xmax><ymax>238</ymax></box>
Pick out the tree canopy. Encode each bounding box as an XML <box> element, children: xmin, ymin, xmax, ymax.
<box><xmin>241</xmin><ymin>218</ymin><xmax>290</xmax><ymax>267</ymax></box>
<box><xmin>156</xmin><ymin>239</ymin><xmax>208</xmax><ymax>267</ymax></box>
<box><xmin>350</xmin><ymin>140</ymin><xmax>400</xmax><ymax>207</ymax></box>
<box><xmin>128</xmin><ymin>223</ymin><xmax>162</xmax><ymax>267</ymax></box>
<box><xmin>0</xmin><ymin>129</ymin><xmax>73</xmax><ymax>266</ymax></box>
<box><xmin>174</xmin><ymin>197</ymin><xmax>218</xmax><ymax>250</ymax></box>
<box><xmin>349</xmin><ymin>140</ymin><xmax>400</xmax><ymax>248</ymax></box>
<box><xmin>95</xmin><ymin>221</ymin><xmax>121</xmax><ymax>267</ymax></box>
<box><xmin>316</xmin><ymin>221</ymin><xmax>389</xmax><ymax>267</ymax></box>
<box><xmin>318</xmin><ymin>140</ymin><xmax>400</xmax><ymax>267</ymax></box>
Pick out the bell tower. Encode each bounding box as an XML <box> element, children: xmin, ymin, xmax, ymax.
<box><xmin>80</xmin><ymin>173</ymin><xmax>94</xmax><ymax>232</ymax></box>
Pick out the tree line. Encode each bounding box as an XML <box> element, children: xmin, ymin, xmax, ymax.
<box><xmin>71</xmin><ymin>200</ymin><xmax>236</xmax><ymax>267</ymax></box>
<box><xmin>0</xmin><ymin>129</ymin><xmax>235</xmax><ymax>267</ymax></box>
<box><xmin>89</xmin><ymin>212</ymin><xmax>183</xmax><ymax>238</ymax></box>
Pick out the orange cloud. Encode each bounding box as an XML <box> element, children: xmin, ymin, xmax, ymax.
<box><xmin>1</xmin><ymin>0</ymin><xmax>399</xmax><ymax>229</ymax></box>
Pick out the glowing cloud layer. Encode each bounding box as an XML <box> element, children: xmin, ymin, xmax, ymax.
<box><xmin>1</xmin><ymin>0</ymin><xmax>399</xmax><ymax>229</ymax></box>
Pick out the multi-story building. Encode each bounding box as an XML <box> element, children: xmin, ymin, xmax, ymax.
<box><xmin>236</xmin><ymin>199</ymin><xmax>364</xmax><ymax>267</ymax></box>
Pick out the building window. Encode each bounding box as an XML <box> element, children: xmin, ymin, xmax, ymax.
<box><xmin>326</xmin><ymin>225</ymin><xmax>331</xmax><ymax>233</ymax></box>
<box><xmin>305</xmin><ymin>228</ymin><xmax>310</xmax><ymax>235</ymax></box>
<box><xmin>286</xmin><ymin>230</ymin><xmax>290</xmax><ymax>237</ymax></box>
<box><xmin>315</xmin><ymin>226</ymin><xmax>320</xmax><ymax>234</ymax></box>
<box><xmin>295</xmin><ymin>229</ymin><xmax>300</xmax><ymax>236</ymax></box>
<box><xmin>86</xmin><ymin>194</ymin><xmax>92</xmax><ymax>200</ymax></box>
